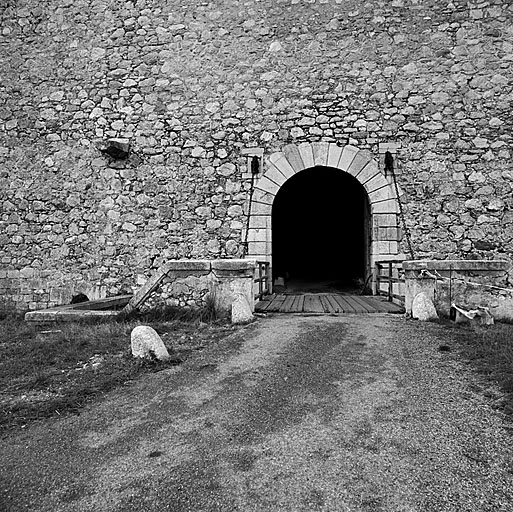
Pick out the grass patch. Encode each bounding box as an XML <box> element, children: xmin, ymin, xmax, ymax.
<box><xmin>443</xmin><ymin>321</ymin><xmax>513</xmax><ymax>415</ymax></box>
<box><xmin>0</xmin><ymin>314</ymin><xmax>234</xmax><ymax>433</ymax></box>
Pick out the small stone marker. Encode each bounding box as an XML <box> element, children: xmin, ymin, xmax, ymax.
<box><xmin>231</xmin><ymin>281</ymin><xmax>254</xmax><ymax>324</ymax></box>
<box><xmin>131</xmin><ymin>325</ymin><xmax>170</xmax><ymax>360</ymax></box>
<box><xmin>411</xmin><ymin>292</ymin><xmax>439</xmax><ymax>321</ymax></box>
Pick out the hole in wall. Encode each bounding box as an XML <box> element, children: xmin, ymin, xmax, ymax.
<box><xmin>70</xmin><ymin>293</ymin><xmax>90</xmax><ymax>304</ymax></box>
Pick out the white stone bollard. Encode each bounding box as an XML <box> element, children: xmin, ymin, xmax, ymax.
<box><xmin>411</xmin><ymin>292</ymin><xmax>439</xmax><ymax>321</ymax></box>
<box><xmin>131</xmin><ymin>325</ymin><xmax>170</xmax><ymax>360</ymax></box>
<box><xmin>231</xmin><ymin>280</ymin><xmax>254</xmax><ymax>324</ymax></box>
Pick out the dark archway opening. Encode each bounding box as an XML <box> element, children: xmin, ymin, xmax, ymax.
<box><xmin>272</xmin><ymin>166</ymin><xmax>370</xmax><ymax>293</ymax></box>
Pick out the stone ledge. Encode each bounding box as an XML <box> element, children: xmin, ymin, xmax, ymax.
<box><xmin>163</xmin><ymin>259</ymin><xmax>211</xmax><ymax>273</ymax></box>
<box><xmin>211</xmin><ymin>259</ymin><xmax>255</xmax><ymax>271</ymax></box>
<box><xmin>403</xmin><ymin>259</ymin><xmax>510</xmax><ymax>272</ymax></box>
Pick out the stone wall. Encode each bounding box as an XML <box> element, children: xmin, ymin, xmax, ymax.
<box><xmin>1</xmin><ymin>0</ymin><xmax>513</xmax><ymax>310</ymax></box>
<box><xmin>137</xmin><ymin>259</ymin><xmax>255</xmax><ymax>316</ymax></box>
<box><xmin>404</xmin><ymin>259</ymin><xmax>513</xmax><ymax>320</ymax></box>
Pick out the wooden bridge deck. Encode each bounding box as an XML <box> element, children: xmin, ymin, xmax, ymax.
<box><xmin>255</xmin><ymin>294</ymin><xmax>404</xmax><ymax>314</ymax></box>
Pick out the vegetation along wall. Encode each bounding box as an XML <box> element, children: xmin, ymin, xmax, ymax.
<box><xmin>1</xmin><ymin>0</ymin><xmax>512</xmax><ymax>310</ymax></box>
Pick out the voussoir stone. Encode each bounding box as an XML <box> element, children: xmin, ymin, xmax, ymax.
<box><xmin>131</xmin><ymin>325</ymin><xmax>170</xmax><ymax>360</ymax></box>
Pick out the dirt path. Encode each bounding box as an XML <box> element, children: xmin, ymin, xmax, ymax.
<box><xmin>2</xmin><ymin>315</ymin><xmax>513</xmax><ymax>511</ymax></box>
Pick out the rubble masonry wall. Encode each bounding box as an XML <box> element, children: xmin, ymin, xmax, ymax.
<box><xmin>1</xmin><ymin>0</ymin><xmax>512</xmax><ymax>310</ymax></box>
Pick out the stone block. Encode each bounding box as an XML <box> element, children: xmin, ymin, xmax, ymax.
<box><xmin>264</xmin><ymin>164</ymin><xmax>287</xmax><ymax>186</ymax></box>
<box><xmin>368</xmin><ymin>187</ymin><xmax>394</xmax><ymax>205</ymax></box>
<box><xmin>248</xmin><ymin>215</ymin><xmax>269</xmax><ymax>229</ymax></box>
<box><xmin>371</xmin><ymin>199</ymin><xmax>399</xmax><ymax>214</ymax></box>
<box><xmin>403</xmin><ymin>260</ymin><xmax>510</xmax><ymax>272</ymax></box>
<box><xmin>212</xmin><ymin>259</ymin><xmax>256</xmax><ymax>277</ymax></box>
<box><xmin>250</xmin><ymin>201</ymin><xmax>272</xmax><ymax>216</ymax></box>
<box><xmin>375</xmin><ymin>227</ymin><xmax>399</xmax><ymax>241</ymax></box>
<box><xmin>365</xmin><ymin>173</ymin><xmax>390</xmax><ymax>194</ymax></box>
<box><xmin>269</xmin><ymin>153</ymin><xmax>296</xmax><ymax>180</ymax></box>
<box><xmin>327</xmin><ymin>144</ymin><xmax>344</xmax><ymax>168</ymax></box>
<box><xmin>231</xmin><ymin>279</ymin><xmax>254</xmax><ymax>324</ymax></box>
<box><xmin>166</xmin><ymin>260</ymin><xmax>211</xmax><ymax>275</ymax></box>
<box><xmin>374</xmin><ymin>213</ymin><xmax>398</xmax><ymax>227</ymax></box>
<box><xmin>131</xmin><ymin>325</ymin><xmax>170</xmax><ymax>360</ymax></box>
<box><xmin>247</xmin><ymin>228</ymin><xmax>267</xmax><ymax>243</ymax></box>
<box><xmin>412</xmin><ymin>292</ymin><xmax>439</xmax><ymax>321</ymax></box>
<box><xmin>247</xmin><ymin>241</ymin><xmax>268</xmax><ymax>255</ymax></box>
<box><xmin>356</xmin><ymin>161</ymin><xmax>380</xmax><ymax>184</ymax></box>
<box><xmin>297</xmin><ymin>142</ymin><xmax>315</xmax><ymax>169</ymax></box>
<box><xmin>312</xmin><ymin>142</ymin><xmax>329</xmax><ymax>167</ymax></box>
<box><xmin>252</xmin><ymin>189</ymin><xmax>275</xmax><ymax>206</ymax></box>
<box><xmin>282</xmin><ymin>144</ymin><xmax>305</xmax><ymax>172</ymax></box>
<box><xmin>255</xmin><ymin>176</ymin><xmax>279</xmax><ymax>196</ymax></box>
<box><xmin>338</xmin><ymin>145</ymin><xmax>359</xmax><ymax>171</ymax></box>
<box><xmin>246</xmin><ymin>253</ymin><xmax>267</xmax><ymax>262</ymax></box>
<box><xmin>347</xmin><ymin>150</ymin><xmax>372</xmax><ymax>177</ymax></box>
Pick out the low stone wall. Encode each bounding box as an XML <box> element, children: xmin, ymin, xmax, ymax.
<box><xmin>137</xmin><ymin>259</ymin><xmax>256</xmax><ymax>321</ymax></box>
<box><xmin>403</xmin><ymin>260</ymin><xmax>513</xmax><ymax>321</ymax></box>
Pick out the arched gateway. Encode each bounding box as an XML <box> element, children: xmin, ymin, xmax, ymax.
<box><xmin>245</xmin><ymin>142</ymin><xmax>403</xmax><ymax>290</ymax></box>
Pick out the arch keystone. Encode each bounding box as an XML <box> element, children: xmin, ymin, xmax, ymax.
<box><xmin>312</xmin><ymin>142</ymin><xmax>329</xmax><ymax>167</ymax></box>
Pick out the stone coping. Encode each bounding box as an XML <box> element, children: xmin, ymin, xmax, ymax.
<box><xmin>403</xmin><ymin>260</ymin><xmax>510</xmax><ymax>272</ymax></box>
<box><xmin>161</xmin><ymin>259</ymin><xmax>256</xmax><ymax>276</ymax></box>
<box><xmin>24</xmin><ymin>295</ymin><xmax>132</xmax><ymax>323</ymax></box>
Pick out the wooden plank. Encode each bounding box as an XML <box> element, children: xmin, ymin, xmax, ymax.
<box><xmin>332</xmin><ymin>295</ymin><xmax>357</xmax><ymax>313</ymax></box>
<box><xmin>366</xmin><ymin>296</ymin><xmax>405</xmax><ymax>314</ymax></box>
<box><xmin>289</xmin><ymin>295</ymin><xmax>303</xmax><ymax>313</ymax></box>
<box><xmin>319</xmin><ymin>294</ymin><xmax>335</xmax><ymax>313</ymax></box>
<box><xmin>341</xmin><ymin>295</ymin><xmax>368</xmax><ymax>313</ymax></box>
<box><xmin>325</xmin><ymin>294</ymin><xmax>341</xmax><ymax>313</ymax></box>
<box><xmin>297</xmin><ymin>294</ymin><xmax>305</xmax><ymax>313</ymax></box>
<box><xmin>350</xmin><ymin>296</ymin><xmax>377</xmax><ymax>314</ymax></box>
<box><xmin>267</xmin><ymin>294</ymin><xmax>287</xmax><ymax>312</ymax></box>
<box><xmin>255</xmin><ymin>293</ymin><xmax>276</xmax><ymax>312</ymax></box>
<box><xmin>279</xmin><ymin>295</ymin><xmax>296</xmax><ymax>313</ymax></box>
<box><xmin>304</xmin><ymin>294</ymin><xmax>324</xmax><ymax>313</ymax></box>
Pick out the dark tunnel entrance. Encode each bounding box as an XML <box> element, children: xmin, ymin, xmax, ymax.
<box><xmin>272</xmin><ymin>166</ymin><xmax>371</xmax><ymax>294</ymax></box>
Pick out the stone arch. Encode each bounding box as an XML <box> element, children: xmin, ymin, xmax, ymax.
<box><xmin>245</xmin><ymin>142</ymin><xmax>403</xmax><ymax>277</ymax></box>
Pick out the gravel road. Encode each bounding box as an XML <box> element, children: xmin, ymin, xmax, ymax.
<box><xmin>2</xmin><ymin>314</ymin><xmax>513</xmax><ymax>511</ymax></box>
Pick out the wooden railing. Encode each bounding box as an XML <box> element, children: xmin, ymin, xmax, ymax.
<box><xmin>374</xmin><ymin>260</ymin><xmax>405</xmax><ymax>304</ymax></box>
<box><xmin>254</xmin><ymin>261</ymin><xmax>271</xmax><ymax>300</ymax></box>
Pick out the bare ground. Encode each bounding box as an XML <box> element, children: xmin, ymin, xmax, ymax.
<box><xmin>1</xmin><ymin>314</ymin><xmax>513</xmax><ymax>511</ymax></box>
